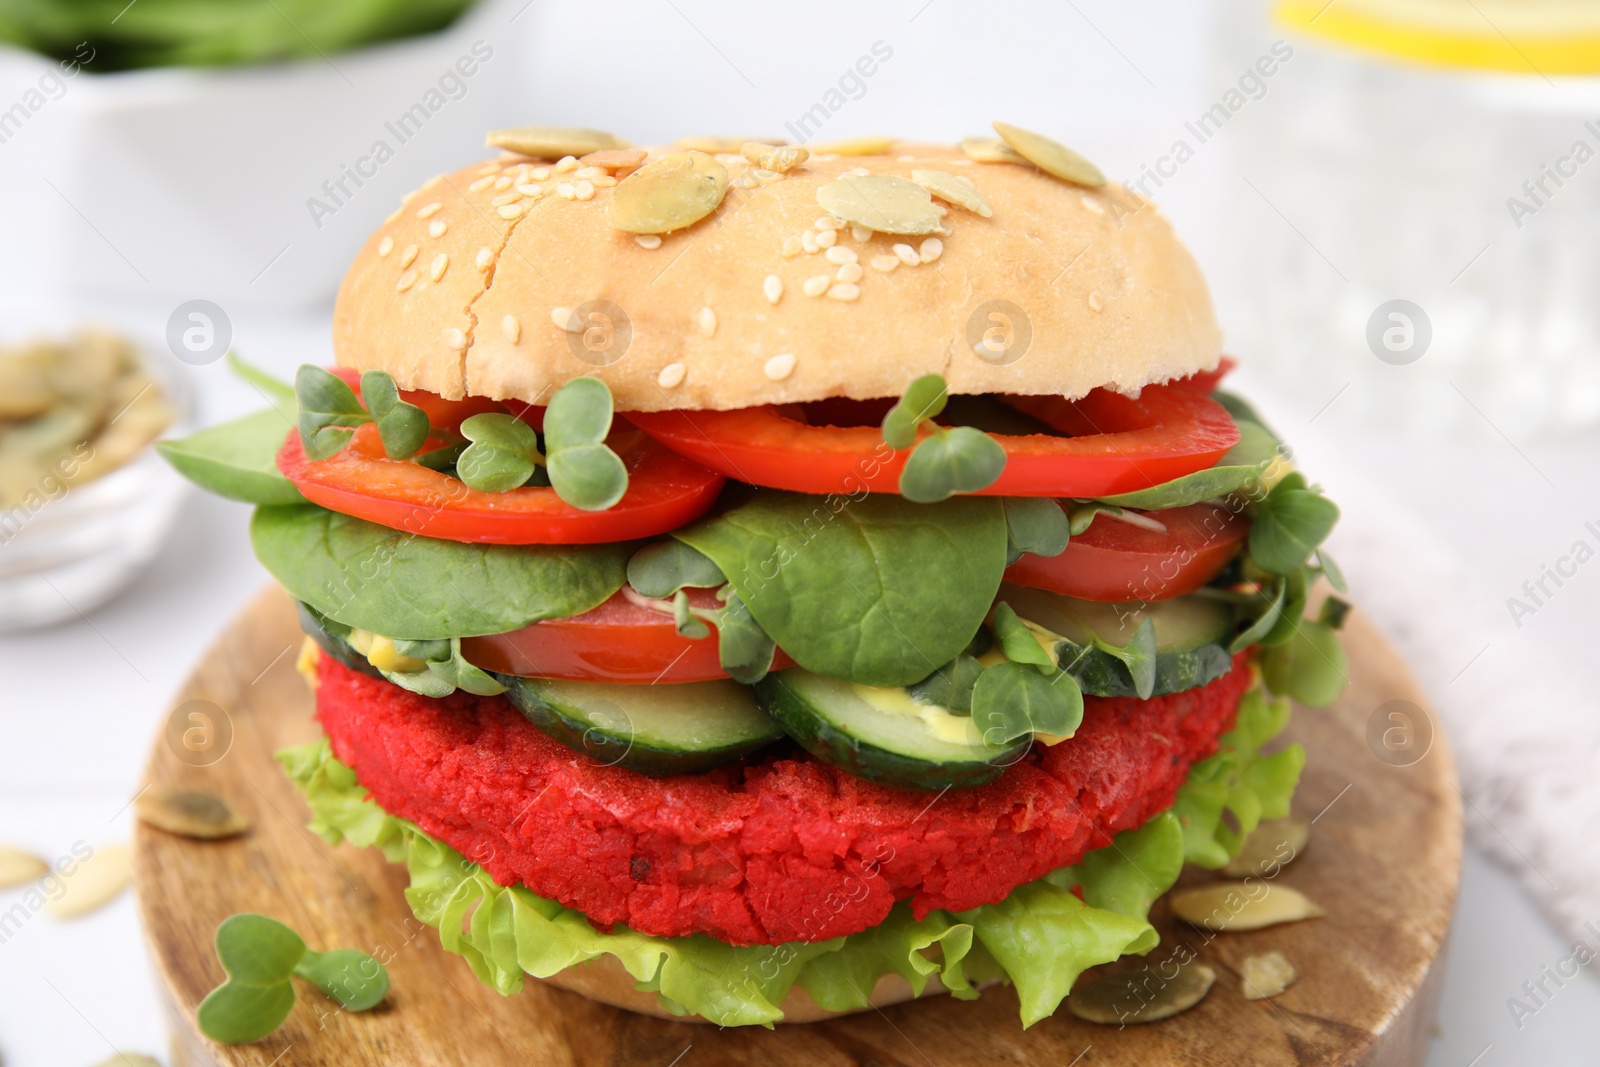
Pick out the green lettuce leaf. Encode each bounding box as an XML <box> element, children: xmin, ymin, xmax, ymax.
<box><xmin>279</xmin><ymin>678</ymin><xmax>1299</xmax><ymax>1027</ymax></box>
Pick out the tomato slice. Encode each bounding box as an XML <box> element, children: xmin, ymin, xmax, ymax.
<box><xmin>1005</xmin><ymin>502</ymin><xmax>1248</xmax><ymax>603</ymax></box>
<box><xmin>626</xmin><ymin>382</ymin><xmax>1238</xmax><ymax>498</ymax></box>
<box><xmin>1172</xmin><ymin>357</ymin><xmax>1237</xmax><ymax>395</ymax></box>
<box><xmin>277</xmin><ymin>422</ymin><xmax>725</xmax><ymax>545</ymax></box>
<box><xmin>460</xmin><ymin>588</ymin><xmax>795</xmax><ymax>683</ymax></box>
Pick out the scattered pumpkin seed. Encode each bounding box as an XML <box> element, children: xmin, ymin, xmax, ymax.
<box><xmin>0</xmin><ymin>845</ymin><xmax>47</xmax><ymax>888</ymax></box>
<box><xmin>1240</xmin><ymin>951</ymin><xmax>1298</xmax><ymax>1000</ymax></box>
<box><xmin>486</xmin><ymin>125</ymin><xmax>627</xmax><ymax>160</ymax></box>
<box><xmin>815</xmin><ymin>175</ymin><xmax>943</xmax><ymax>236</ymax></box>
<box><xmin>608</xmin><ymin>151</ymin><xmax>730</xmax><ymax>234</ymax></box>
<box><xmin>1222</xmin><ymin>818</ymin><xmax>1310</xmax><ymax>878</ymax></box>
<box><xmin>910</xmin><ymin>169</ymin><xmax>992</xmax><ymax>218</ymax></box>
<box><xmin>1170</xmin><ymin>883</ymin><xmax>1326</xmax><ymax>933</ymax></box>
<box><xmin>1069</xmin><ymin>959</ymin><xmax>1216</xmax><ymax>1025</ymax></box>
<box><xmin>992</xmin><ymin>120</ymin><xmax>1106</xmax><ymax>188</ymax></box>
<box><xmin>960</xmin><ymin>136</ymin><xmax>1027</xmax><ymax>164</ymax></box>
<box><xmin>135</xmin><ymin>786</ymin><xmax>249</xmax><ymax>840</ymax></box>
<box><xmin>48</xmin><ymin>843</ymin><xmax>131</xmax><ymax>919</ymax></box>
<box><xmin>809</xmin><ymin>135</ymin><xmax>897</xmax><ymax>156</ymax></box>
<box><xmin>741</xmin><ymin>142</ymin><xmax>809</xmax><ymax>173</ymax></box>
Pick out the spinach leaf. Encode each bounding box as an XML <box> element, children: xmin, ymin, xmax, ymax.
<box><xmin>1002</xmin><ymin>497</ymin><xmax>1069</xmax><ymax>564</ymax></box>
<box><xmin>1098</xmin><ymin>465</ymin><xmax>1259</xmax><ymax>510</ymax></box>
<box><xmin>675</xmin><ymin>491</ymin><xmax>1008</xmax><ymax>687</ymax></box>
<box><xmin>627</xmin><ymin>540</ymin><xmax>726</xmax><ymax>597</ymax></box>
<box><xmin>157</xmin><ymin>408</ymin><xmax>306</xmax><ymax>505</ymax></box>
<box><xmin>251</xmin><ymin>504</ymin><xmax>627</xmax><ymax>639</ymax></box>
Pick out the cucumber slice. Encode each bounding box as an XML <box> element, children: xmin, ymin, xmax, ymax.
<box><xmin>503</xmin><ymin>676</ymin><xmax>783</xmax><ymax>776</ymax></box>
<box><xmin>296</xmin><ymin>602</ymin><xmax>383</xmax><ymax>680</ymax></box>
<box><xmin>755</xmin><ymin>668</ymin><xmax>1027</xmax><ymax>791</ymax></box>
<box><xmin>999</xmin><ymin>584</ymin><xmax>1236</xmax><ymax>699</ymax></box>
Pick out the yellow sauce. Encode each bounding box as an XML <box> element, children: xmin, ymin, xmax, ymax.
<box><xmin>346</xmin><ymin>628</ymin><xmax>428</xmax><ymax>674</ymax></box>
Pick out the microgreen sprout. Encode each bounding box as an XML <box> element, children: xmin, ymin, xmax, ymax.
<box><xmin>882</xmin><ymin>374</ymin><xmax>1007</xmax><ymax>502</ymax></box>
<box><xmin>196</xmin><ymin>913</ymin><xmax>389</xmax><ymax>1045</ymax></box>
<box><xmin>456</xmin><ymin>378</ymin><xmax>629</xmax><ymax>509</ymax></box>
<box><xmin>294</xmin><ymin>366</ymin><xmax>429</xmax><ymax>461</ymax></box>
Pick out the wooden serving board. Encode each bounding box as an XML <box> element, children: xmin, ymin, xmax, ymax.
<box><xmin>134</xmin><ymin>586</ymin><xmax>1461</xmax><ymax>1067</ymax></box>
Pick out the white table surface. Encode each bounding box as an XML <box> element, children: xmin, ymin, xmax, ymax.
<box><xmin>3</xmin><ymin>1</ymin><xmax>1598</xmax><ymax>1062</ymax></box>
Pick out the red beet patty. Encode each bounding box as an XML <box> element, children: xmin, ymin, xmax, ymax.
<box><xmin>315</xmin><ymin>654</ymin><xmax>1252</xmax><ymax>945</ymax></box>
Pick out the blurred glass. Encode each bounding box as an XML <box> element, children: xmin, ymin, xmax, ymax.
<box><xmin>1210</xmin><ymin>0</ymin><xmax>1600</xmax><ymax>438</ymax></box>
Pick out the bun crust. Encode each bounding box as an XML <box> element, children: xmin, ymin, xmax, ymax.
<box><xmin>535</xmin><ymin>953</ymin><xmax>963</xmax><ymax>1023</ymax></box>
<box><xmin>334</xmin><ymin>142</ymin><xmax>1221</xmax><ymax>410</ymax></box>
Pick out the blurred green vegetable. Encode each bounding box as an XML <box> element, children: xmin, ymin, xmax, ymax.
<box><xmin>0</xmin><ymin>0</ymin><xmax>478</xmax><ymax>71</ymax></box>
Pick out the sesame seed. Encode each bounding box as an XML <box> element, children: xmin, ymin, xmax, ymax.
<box><xmin>378</xmin><ymin>236</ymin><xmax>394</xmax><ymax>256</ymax></box>
<box><xmin>574</xmin><ymin>166</ymin><xmax>606</xmax><ymax>180</ymax></box>
<box><xmin>429</xmin><ymin>219</ymin><xmax>448</xmax><ymax>238</ymax></box>
<box><xmin>429</xmin><ymin>253</ymin><xmax>449</xmax><ymax>282</ymax></box>
<box><xmin>893</xmin><ymin>243</ymin><xmax>920</xmax><ymax>266</ymax></box>
<box><xmin>417</xmin><ymin>202</ymin><xmax>442</xmax><ymax>219</ymax></box>
<box><xmin>815</xmin><ymin>216</ymin><xmax>841</xmax><ymax>231</ymax></box>
<box><xmin>763</xmin><ymin>275</ymin><xmax>783</xmax><ymax>304</ymax></box>
<box><xmin>697</xmin><ymin>306</ymin><xmax>717</xmax><ymax>338</ymax></box>
<box><xmin>870</xmin><ymin>255</ymin><xmax>900</xmax><ymax>272</ymax></box>
<box><xmin>469</xmin><ymin>176</ymin><xmax>496</xmax><ymax>193</ymax></box>
<box><xmin>396</xmin><ymin>270</ymin><xmax>418</xmax><ymax>292</ymax></box>
<box><xmin>815</xmin><ymin>229</ymin><xmax>838</xmax><ymax>249</ymax></box>
<box><xmin>555</xmin><ymin>155</ymin><xmax>579</xmax><ymax>172</ymax></box>
<box><xmin>552</xmin><ymin>307</ymin><xmax>582</xmax><ymax>332</ymax></box>
<box><xmin>384</xmin><ymin>207</ymin><xmax>403</xmax><ymax>224</ymax></box>
<box><xmin>850</xmin><ymin>224</ymin><xmax>872</xmax><ymax>243</ymax></box>
<box><xmin>532</xmin><ymin>167</ymin><xmax>551</xmax><ymax>180</ymax></box>
<box><xmin>1088</xmin><ymin>291</ymin><xmax>1104</xmax><ymax>312</ymax></box>
<box><xmin>1082</xmin><ymin>195</ymin><xmax>1106</xmax><ymax>217</ymax></box>
<box><xmin>557</xmin><ymin>182</ymin><xmax>576</xmax><ymax>200</ymax></box>
<box><xmin>402</xmin><ymin>189</ymin><xmax>419</xmax><ymax>204</ymax></box>
<box><xmin>781</xmin><ymin>236</ymin><xmax>803</xmax><ymax>257</ymax></box>
<box><xmin>476</xmin><ymin>247</ymin><xmax>494</xmax><ymax>271</ymax></box>
<box><xmin>764</xmin><ymin>353</ymin><xmax>797</xmax><ymax>380</ymax></box>
<box><xmin>824</xmin><ymin>245</ymin><xmax>857</xmax><ymax>265</ymax></box>
<box><xmin>897</xmin><ymin>154</ymin><xmax>916</xmax><ymax>163</ymax></box>
<box><xmin>635</xmin><ymin>234</ymin><xmax>663</xmax><ymax>249</ymax></box>
<box><xmin>919</xmin><ymin>238</ymin><xmax>944</xmax><ymax>264</ymax></box>
<box><xmin>494</xmin><ymin>176</ymin><xmax>513</xmax><ymax>190</ymax></box>
<box><xmin>421</xmin><ymin>174</ymin><xmax>443</xmax><ymax>191</ymax></box>
<box><xmin>835</xmin><ymin>262</ymin><xmax>863</xmax><ymax>284</ymax></box>
<box><xmin>492</xmin><ymin>191</ymin><xmax>522</xmax><ymax>207</ymax></box>
<box><xmin>442</xmin><ymin>327</ymin><xmax>467</xmax><ymax>350</ymax></box>
<box><xmin>658</xmin><ymin>362</ymin><xmax>687</xmax><ymax>388</ymax></box>
<box><xmin>574</xmin><ymin>180</ymin><xmax>595</xmax><ymax>200</ymax></box>
<box><xmin>515</xmin><ymin>183</ymin><xmax>544</xmax><ymax>197</ymax></box>
<box><xmin>503</xmin><ymin>314</ymin><xmax>521</xmax><ymax>343</ymax></box>
<box><xmin>800</xmin><ymin>231</ymin><xmax>819</xmax><ymax>254</ymax></box>
<box><xmin>400</xmin><ymin>244</ymin><xmax>420</xmax><ymax>268</ymax></box>
<box><xmin>827</xmin><ymin>282</ymin><xmax>861</xmax><ymax>301</ymax></box>
<box><xmin>497</xmin><ymin>203</ymin><xmax>523</xmax><ymax>220</ymax></box>
<box><xmin>802</xmin><ymin>275</ymin><xmax>831</xmax><ymax>298</ymax></box>
<box><xmin>591</xmin><ymin>175</ymin><xmax>617</xmax><ymax>188</ymax></box>
<box><xmin>849</xmin><ymin>167</ymin><xmax>870</xmax><ymax>176</ymax></box>
<box><xmin>475</xmin><ymin>163</ymin><xmax>501</xmax><ymax>177</ymax></box>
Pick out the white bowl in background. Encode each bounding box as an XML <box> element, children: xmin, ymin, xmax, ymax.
<box><xmin>0</xmin><ymin>0</ymin><xmax>525</xmax><ymax>310</ymax></box>
<box><xmin>0</xmin><ymin>341</ymin><xmax>193</xmax><ymax>633</ymax></box>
